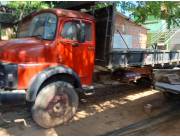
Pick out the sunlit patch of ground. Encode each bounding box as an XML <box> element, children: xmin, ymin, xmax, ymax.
<box><xmin>74</xmin><ymin>89</ymin><xmax>159</xmax><ymax>121</ymax></box>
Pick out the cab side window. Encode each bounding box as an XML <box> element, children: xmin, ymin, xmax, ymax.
<box><xmin>61</xmin><ymin>21</ymin><xmax>92</xmax><ymax>42</ymax></box>
<box><xmin>61</xmin><ymin>21</ymin><xmax>80</xmax><ymax>41</ymax></box>
<box><xmin>84</xmin><ymin>22</ymin><xmax>92</xmax><ymax>41</ymax></box>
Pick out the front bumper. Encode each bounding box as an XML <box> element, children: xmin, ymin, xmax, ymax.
<box><xmin>0</xmin><ymin>62</ymin><xmax>18</xmax><ymax>89</ymax></box>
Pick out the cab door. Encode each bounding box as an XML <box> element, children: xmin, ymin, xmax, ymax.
<box><xmin>58</xmin><ymin>18</ymin><xmax>95</xmax><ymax>85</ymax></box>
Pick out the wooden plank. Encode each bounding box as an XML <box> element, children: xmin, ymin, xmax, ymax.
<box><xmin>0</xmin><ymin>23</ymin><xmax>1</xmax><ymax>40</ymax></box>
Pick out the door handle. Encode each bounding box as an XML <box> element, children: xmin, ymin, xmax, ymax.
<box><xmin>71</xmin><ymin>43</ymin><xmax>79</xmax><ymax>47</ymax></box>
<box><xmin>59</xmin><ymin>40</ymin><xmax>79</xmax><ymax>47</ymax></box>
<box><xmin>88</xmin><ymin>46</ymin><xmax>95</xmax><ymax>51</ymax></box>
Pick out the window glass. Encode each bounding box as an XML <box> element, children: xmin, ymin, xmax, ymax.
<box><xmin>61</xmin><ymin>21</ymin><xmax>92</xmax><ymax>42</ymax></box>
<box><xmin>17</xmin><ymin>20</ymin><xmax>31</xmax><ymax>38</ymax></box>
<box><xmin>61</xmin><ymin>22</ymin><xmax>80</xmax><ymax>41</ymax></box>
<box><xmin>44</xmin><ymin>16</ymin><xmax>57</xmax><ymax>39</ymax></box>
<box><xmin>17</xmin><ymin>13</ymin><xmax>57</xmax><ymax>40</ymax></box>
<box><xmin>84</xmin><ymin>22</ymin><xmax>92</xmax><ymax>41</ymax></box>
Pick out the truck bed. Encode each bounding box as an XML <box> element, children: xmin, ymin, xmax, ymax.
<box><xmin>109</xmin><ymin>49</ymin><xmax>180</xmax><ymax>68</ymax></box>
<box><xmin>91</xmin><ymin>5</ymin><xmax>180</xmax><ymax>69</ymax></box>
<box><xmin>154</xmin><ymin>69</ymin><xmax>180</xmax><ymax>94</ymax></box>
<box><xmin>155</xmin><ymin>82</ymin><xmax>180</xmax><ymax>94</ymax></box>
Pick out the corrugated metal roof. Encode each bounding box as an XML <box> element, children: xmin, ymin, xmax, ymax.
<box><xmin>0</xmin><ymin>13</ymin><xmax>16</xmax><ymax>24</ymax></box>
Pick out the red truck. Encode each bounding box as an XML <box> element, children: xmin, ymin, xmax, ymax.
<box><xmin>0</xmin><ymin>4</ymin><xmax>179</xmax><ymax>128</ymax></box>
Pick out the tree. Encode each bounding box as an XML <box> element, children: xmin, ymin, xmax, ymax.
<box><xmin>6</xmin><ymin>1</ymin><xmax>180</xmax><ymax>29</ymax></box>
<box><xmin>6</xmin><ymin>1</ymin><xmax>49</xmax><ymax>21</ymax></box>
<box><xmin>122</xmin><ymin>1</ymin><xmax>180</xmax><ymax>28</ymax></box>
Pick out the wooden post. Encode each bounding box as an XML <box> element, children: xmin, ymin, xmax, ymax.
<box><xmin>0</xmin><ymin>23</ymin><xmax>1</xmax><ymax>40</ymax></box>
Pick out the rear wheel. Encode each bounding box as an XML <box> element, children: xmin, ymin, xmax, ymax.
<box><xmin>32</xmin><ymin>81</ymin><xmax>79</xmax><ymax>128</ymax></box>
<box><xmin>136</xmin><ymin>77</ymin><xmax>152</xmax><ymax>88</ymax></box>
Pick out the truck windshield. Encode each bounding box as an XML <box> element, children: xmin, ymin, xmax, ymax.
<box><xmin>17</xmin><ymin>13</ymin><xmax>57</xmax><ymax>40</ymax></box>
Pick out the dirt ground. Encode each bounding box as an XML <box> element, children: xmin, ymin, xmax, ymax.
<box><xmin>0</xmin><ymin>84</ymin><xmax>180</xmax><ymax>136</ymax></box>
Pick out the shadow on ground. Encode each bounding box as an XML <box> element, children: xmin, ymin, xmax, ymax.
<box><xmin>0</xmin><ymin>84</ymin><xmax>168</xmax><ymax>136</ymax></box>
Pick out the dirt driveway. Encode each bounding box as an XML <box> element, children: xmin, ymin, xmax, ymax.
<box><xmin>0</xmin><ymin>84</ymin><xmax>180</xmax><ymax>136</ymax></box>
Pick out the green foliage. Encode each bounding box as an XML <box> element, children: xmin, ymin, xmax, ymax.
<box><xmin>94</xmin><ymin>2</ymin><xmax>113</xmax><ymax>9</ymax></box>
<box><xmin>116</xmin><ymin>1</ymin><xmax>136</xmax><ymax>14</ymax></box>
<box><xmin>6</xmin><ymin>1</ymin><xmax>49</xmax><ymax>20</ymax></box>
<box><xmin>5</xmin><ymin>1</ymin><xmax>180</xmax><ymax>29</ymax></box>
<box><xmin>123</xmin><ymin>1</ymin><xmax>180</xmax><ymax>29</ymax></box>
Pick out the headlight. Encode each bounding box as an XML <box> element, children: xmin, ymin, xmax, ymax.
<box><xmin>7</xmin><ymin>73</ymin><xmax>14</xmax><ymax>82</ymax></box>
<box><xmin>0</xmin><ymin>62</ymin><xmax>18</xmax><ymax>89</ymax></box>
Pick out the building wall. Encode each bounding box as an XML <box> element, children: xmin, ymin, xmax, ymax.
<box><xmin>113</xmin><ymin>13</ymin><xmax>147</xmax><ymax>49</ymax></box>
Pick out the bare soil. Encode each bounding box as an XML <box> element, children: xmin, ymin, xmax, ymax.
<box><xmin>0</xmin><ymin>84</ymin><xmax>180</xmax><ymax>136</ymax></box>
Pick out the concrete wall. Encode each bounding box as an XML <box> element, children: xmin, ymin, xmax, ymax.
<box><xmin>113</xmin><ymin>13</ymin><xmax>147</xmax><ymax>49</ymax></box>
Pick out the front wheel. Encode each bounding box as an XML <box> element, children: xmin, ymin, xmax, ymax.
<box><xmin>32</xmin><ymin>81</ymin><xmax>79</xmax><ymax>128</ymax></box>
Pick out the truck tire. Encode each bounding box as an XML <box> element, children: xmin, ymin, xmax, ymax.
<box><xmin>136</xmin><ymin>77</ymin><xmax>152</xmax><ymax>88</ymax></box>
<box><xmin>32</xmin><ymin>81</ymin><xmax>79</xmax><ymax>128</ymax></box>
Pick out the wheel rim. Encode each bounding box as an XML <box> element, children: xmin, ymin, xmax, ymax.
<box><xmin>46</xmin><ymin>92</ymin><xmax>69</xmax><ymax>117</ymax></box>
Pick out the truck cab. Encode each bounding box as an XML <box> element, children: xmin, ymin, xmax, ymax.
<box><xmin>0</xmin><ymin>8</ymin><xmax>96</xmax><ymax>128</ymax></box>
<box><xmin>0</xmin><ymin>9</ymin><xmax>95</xmax><ymax>90</ymax></box>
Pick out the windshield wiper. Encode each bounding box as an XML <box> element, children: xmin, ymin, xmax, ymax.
<box><xmin>30</xmin><ymin>35</ymin><xmax>42</xmax><ymax>39</ymax></box>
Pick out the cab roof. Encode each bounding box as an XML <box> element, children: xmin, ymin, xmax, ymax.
<box><xmin>22</xmin><ymin>8</ymin><xmax>94</xmax><ymax>22</ymax></box>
